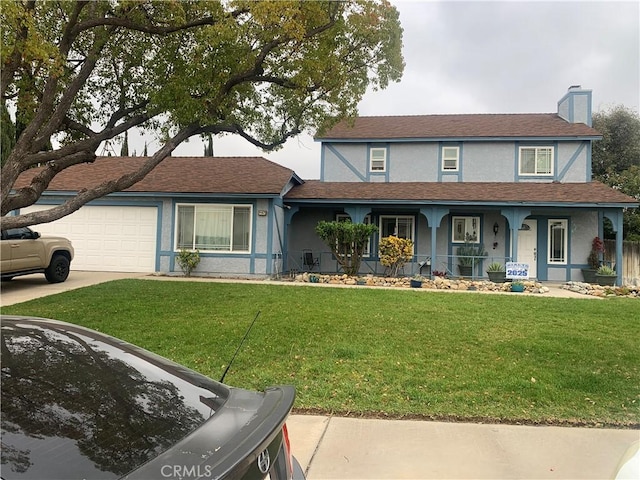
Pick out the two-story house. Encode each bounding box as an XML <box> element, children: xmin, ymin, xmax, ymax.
<box><xmin>10</xmin><ymin>87</ymin><xmax>638</xmax><ymax>284</ymax></box>
<box><xmin>284</xmin><ymin>86</ymin><xmax>638</xmax><ymax>284</ymax></box>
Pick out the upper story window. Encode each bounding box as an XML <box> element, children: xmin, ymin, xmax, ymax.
<box><xmin>369</xmin><ymin>147</ymin><xmax>387</xmax><ymax>172</ymax></box>
<box><xmin>452</xmin><ymin>216</ymin><xmax>479</xmax><ymax>243</ymax></box>
<box><xmin>519</xmin><ymin>146</ymin><xmax>553</xmax><ymax>175</ymax></box>
<box><xmin>176</xmin><ymin>204</ymin><xmax>251</xmax><ymax>253</ymax></box>
<box><xmin>442</xmin><ymin>146</ymin><xmax>459</xmax><ymax>171</ymax></box>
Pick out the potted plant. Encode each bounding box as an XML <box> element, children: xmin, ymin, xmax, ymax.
<box><xmin>486</xmin><ymin>262</ymin><xmax>506</xmax><ymax>283</ymax></box>
<box><xmin>510</xmin><ymin>280</ymin><xmax>525</xmax><ymax>292</ymax></box>
<box><xmin>456</xmin><ymin>235</ymin><xmax>487</xmax><ymax>277</ymax></box>
<box><xmin>595</xmin><ymin>265</ymin><xmax>616</xmax><ymax>286</ymax></box>
<box><xmin>582</xmin><ymin>237</ymin><xmax>605</xmax><ymax>283</ymax></box>
<box><xmin>410</xmin><ymin>275</ymin><xmax>424</xmax><ymax>288</ymax></box>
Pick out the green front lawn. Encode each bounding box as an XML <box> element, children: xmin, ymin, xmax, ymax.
<box><xmin>2</xmin><ymin>279</ymin><xmax>639</xmax><ymax>427</ymax></box>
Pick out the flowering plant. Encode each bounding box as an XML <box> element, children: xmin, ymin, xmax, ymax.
<box><xmin>379</xmin><ymin>236</ymin><xmax>414</xmax><ymax>277</ymax></box>
<box><xmin>587</xmin><ymin>236</ymin><xmax>605</xmax><ymax>269</ymax></box>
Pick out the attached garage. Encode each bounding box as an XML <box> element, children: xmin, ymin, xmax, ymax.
<box><xmin>23</xmin><ymin>205</ymin><xmax>158</xmax><ymax>273</ymax></box>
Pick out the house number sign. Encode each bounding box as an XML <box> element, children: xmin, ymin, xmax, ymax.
<box><xmin>506</xmin><ymin>262</ymin><xmax>530</xmax><ymax>279</ymax></box>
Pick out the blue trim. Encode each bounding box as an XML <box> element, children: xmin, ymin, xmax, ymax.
<box><xmin>558</xmin><ymin>143</ymin><xmax>586</xmax><ymax>181</ymax></box>
<box><xmin>554</xmin><ymin>142</ymin><xmax>559</xmax><ymax>178</ymax></box>
<box><xmin>265</xmin><ymin>198</ymin><xmax>274</xmax><ymax>275</ymax></box>
<box><xmin>586</xmin><ymin>141</ymin><xmax>593</xmax><ymax>181</ymax></box>
<box><xmin>326</xmin><ymin>144</ymin><xmax>366</xmax><ymax>181</ymax></box>
<box><xmin>513</xmin><ymin>142</ymin><xmax>519</xmax><ymax>182</ymax></box>
<box><xmin>320</xmin><ymin>144</ymin><xmax>326</xmax><ymax>182</ymax></box>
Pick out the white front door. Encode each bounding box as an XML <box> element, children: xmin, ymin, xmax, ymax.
<box><xmin>517</xmin><ymin>219</ymin><xmax>537</xmax><ymax>279</ymax></box>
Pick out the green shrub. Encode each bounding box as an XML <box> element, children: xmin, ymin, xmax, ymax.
<box><xmin>315</xmin><ymin>220</ymin><xmax>378</xmax><ymax>276</ymax></box>
<box><xmin>177</xmin><ymin>249</ymin><xmax>200</xmax><ymax>277</ymax></box>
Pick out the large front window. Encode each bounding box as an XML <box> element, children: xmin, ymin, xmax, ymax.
<box><xmin>379</xmin><ymin>215</ymin><xmax>414</xmax><ymax>242</ymax></box>
<box><xmin>548</xmin><ymin>219</ymin><xmax>567</xmax><ymax>264</ymax></box>
<box><xmin>519</xmin><ymin>146</ymin><xmax>553</xmax><ymax>175</ymax></box>
<box><xmin>176</xmin><ymin>204</ymin><xmax>251</xmax><ymax>252</ymax></box>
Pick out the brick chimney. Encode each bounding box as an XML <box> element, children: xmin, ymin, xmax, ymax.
<box><xmin>557</xmin><ymin>85</ymin><xmax>593</xmax><ymax>126</ymax></box>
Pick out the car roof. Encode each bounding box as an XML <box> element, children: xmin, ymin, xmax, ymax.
<box><xmin>1</xmin><ymin>316</ymin><xmax>230</xmax><ymax>479</ymax></box>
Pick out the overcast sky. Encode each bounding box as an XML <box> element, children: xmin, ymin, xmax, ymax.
<box><xmin>167</xmin><ymin>0</ymin><xmax>640</xmax><ymax>179</ymax></box>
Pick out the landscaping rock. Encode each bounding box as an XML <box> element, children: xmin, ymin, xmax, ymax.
<box><xmin>295</xmin><ymin>274</ymin><xmax>550</xmax><ymax>294</ymax></box>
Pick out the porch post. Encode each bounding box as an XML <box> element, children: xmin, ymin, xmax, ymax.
<box><xmin>500</xmin><ymin>208</ymin><xmax>531</xmax><ymax>262</ymax></box>
<box><xmin>604</xmin><ymin>210</ymin><xmax>624</xmax><ymax>285</ymax></box>
<box><xmin>420</xmin><ymin>207</ymin><xmax>449</xmax><ymax>277</ymax></box>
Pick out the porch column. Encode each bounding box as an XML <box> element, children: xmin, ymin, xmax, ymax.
<box><xmin>604</xmin><ymin>210</ymin><xmax>624</xmax><ymax>285</ymax></box>
<box><xmin>500</xmin><ymin>208</ymin><xmax>531</xmax><ymax>261</ymax></box>
<box><xmin>420</xmin><ymin>207</ymin><xmax>449</xmax><ymax>277</ymax></box>
<box><xmin>282</xmin><ymin>205</ymin><xmax>300</xmax><ymax>273</ymax></box>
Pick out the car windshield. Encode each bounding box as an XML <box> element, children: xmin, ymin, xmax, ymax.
<box><xmin>1</xmin><ymin>319</ymin><xmax>228</xmax><ymax>480</ymax></box>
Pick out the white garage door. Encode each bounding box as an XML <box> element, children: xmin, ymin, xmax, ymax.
<box><xmin>23</xmin><ymin>205</ymin><xmax>157</xmax><ymax>273</ymax></box>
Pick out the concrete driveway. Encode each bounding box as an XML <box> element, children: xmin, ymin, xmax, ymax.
<box><xmin>1</xmin><ymin>270</ymin><xmax>144</xmax><ymax>306</ymax></box>
<box><xmin>1</xmin><ymin>271</ymin><xmax>637</xmax><ymax>479</ymax></box>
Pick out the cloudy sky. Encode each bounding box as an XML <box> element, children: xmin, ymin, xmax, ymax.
<box><xmin>170</xmin><ymin>0</ymin><xmax>640</xmax><ymax>179</ymax></box>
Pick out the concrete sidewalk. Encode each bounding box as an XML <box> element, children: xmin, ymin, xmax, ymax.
<box><xmin>2</xmin><ymin>271</ymin><xmax>635</xmax><ymax>479</ymax></box>
<box><xmin>287</xmin><ymin>415</ymin><xmax>638</xmax><ymax>479</ymax></box>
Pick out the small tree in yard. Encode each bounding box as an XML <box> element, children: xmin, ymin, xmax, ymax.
<box><xmin>379</xmin><ymin>236</ymin><xmax>413</xmax><ymax>277</ymax></box>
<box><xmin>315</xmin><ymin>220</ymin><xmax>378</xmax><ymax>276</ymax></box>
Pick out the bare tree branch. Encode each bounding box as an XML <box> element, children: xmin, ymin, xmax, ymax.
<box><xmin>1</xmin><ymin>124</ymin><xmax>199</xmax><ymax>229</ymax></box>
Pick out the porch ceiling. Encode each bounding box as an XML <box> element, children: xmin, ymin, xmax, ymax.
<box><xmin>285</xmin><ymin>181</ymin><xmax>639</xmax><ymax>207</ymax></box>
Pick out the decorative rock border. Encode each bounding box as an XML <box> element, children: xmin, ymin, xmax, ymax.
<box><xmin>562</xmin><ymin>281</ymin><xmax>640</xmax><ymax>298</ymax></box>
<box><xmin>294</xmin><ymin>273</ymin><xmax>550</xmax><ymax>294</ymax></box>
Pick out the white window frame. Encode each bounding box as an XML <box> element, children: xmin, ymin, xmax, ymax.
<box><xmin>442</xmin><ymin>146</ymin><xmax>459</xmax><ymax>171</ymax></box>
<box><xmin>452</xmin><ymin>216</ymin><xmax>480</xmax><ymax>243</ymax></box>
<box><xmin>336</xmin><ymin>213</ymin><xmax>372</xmax><ymax>257</ymax></box>
<box><xmin>175</xmin><ymin>203</ymin><xmax>252</xmax><ymax>253</ymax></box>
<box><xmin>519</xmin><ymin>146</ymin><xmax>553</xmax><ymax>176</ymax></box>
<box><xmin>378</xmin><ymin>215</ymin><xmax>415</xmax><ymax>254</ymax></box>
<box><xmin>369</xmin><ymin>147</ymin><xmax>387</xmax><ymax>172</ymax></box>
<box><xmin>548</xmin><ymin>219</ymin><xmax>568</xmax><ymax>264</ymax></box>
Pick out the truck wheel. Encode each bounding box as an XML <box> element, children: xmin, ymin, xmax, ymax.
<box><xmin>44</xmin><ymin>255</ymin><xmax>70</xmax><ymax>283</ymax></box>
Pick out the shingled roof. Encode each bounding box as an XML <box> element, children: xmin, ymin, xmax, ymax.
<box><xmin>285</xmin><ymin>180</ymin><xmax>638</xmax><ymax>206</ymax></box>
<box><xmin>14</xmin><ymin>156</ymin><xmax>299</xmax><ymax>195</ymax></box>
<box><xmin>316</xmin><ymin>114</ymin><xmax>601</xmax><ymax>140</ymax></box>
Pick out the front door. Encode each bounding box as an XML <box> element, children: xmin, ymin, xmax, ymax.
<box><xmin>517</xmin><ymin>219</ymin><xmax>537</xmax><ymax>279</ymax></box>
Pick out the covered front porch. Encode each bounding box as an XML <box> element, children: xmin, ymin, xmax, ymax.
<box><xmin>283</xmin><ymin>202</ymin><xmax>627</xmax><ymax>285</ymax></box>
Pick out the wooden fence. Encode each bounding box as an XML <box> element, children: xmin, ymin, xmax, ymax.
<box><xmin>604</xmin><ymin>240</ymin><xmax>640</xmax><ymax>285</ymax></box>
